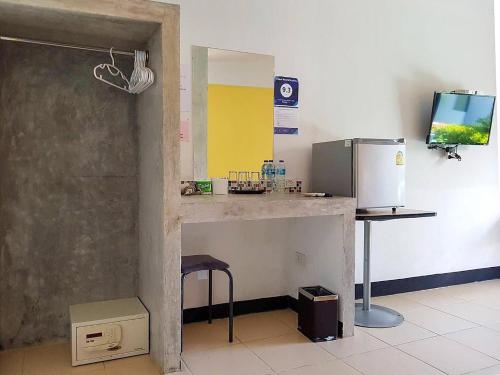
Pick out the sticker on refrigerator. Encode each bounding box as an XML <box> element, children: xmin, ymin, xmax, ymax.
<box><xmin>396</xmin><ymin>151</ymin><xmax>405</xmax><ymax>165</ymax></box>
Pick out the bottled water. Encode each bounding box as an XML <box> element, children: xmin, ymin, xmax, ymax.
<box><xmin>267</xmin><ymin>159</ymin><xmax>276</xmax><ymax>188</ymax></box>
<box><xmin>275</xmin><ymin>160</ymin><xmax>286</xmax><ymax>192</ymax></box>
<box><xmin>261</xmin><ymin>160</ymin><xmax>269</xmax><ymax>180</ymax></box>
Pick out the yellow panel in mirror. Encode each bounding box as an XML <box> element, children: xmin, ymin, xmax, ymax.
<box><xmin>207</xmin><ymin>84</ymin><xmax>273</xmax><ymax>178</ymax></box>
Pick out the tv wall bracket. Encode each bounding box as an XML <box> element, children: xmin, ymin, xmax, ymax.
<box><xmin>450</xmin><ymin>89</ymin><xmax>484</xmax><ymax>95</ymax></box>
<box><xmin>428</xmin><ymin>144</ymin><xmax>462</xmax><ymax>161</ymax></box>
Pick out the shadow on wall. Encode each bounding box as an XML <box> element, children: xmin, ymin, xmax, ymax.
<box><xmin>396</xmin><ymin>71</ymin><xmax>460</xmax><ymax>142</ymax></box>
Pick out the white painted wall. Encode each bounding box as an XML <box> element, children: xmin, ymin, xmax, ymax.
<box><xmin>182</xmin><ymin>216</ymin><xmax>346</xmax><ymax>318</ymax></box>
<box><xmin>161</xmin><ymin>0</ymin><xmax>499</xmax><ymax>307</ymax></box>
<box><xmin>181</xmin><ymin>219</ymin><xmax>291</xmax><ymax>308</ymax></box>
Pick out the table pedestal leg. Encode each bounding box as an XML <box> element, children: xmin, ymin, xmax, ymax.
<box><xmin>363</xmin><ymin>220</ymin><xmax>371</xmax><ymax>311</ymax></box>
<box><xmin>355</xmin><ymin>220</ymin><xmax>404</xmax><ymax>328</ymax></box>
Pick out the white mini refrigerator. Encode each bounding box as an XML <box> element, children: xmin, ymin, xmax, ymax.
<box><xmin>312</xmin><ymin>138</ymin><xmax>406</xmax><ymax>209</ymax></box>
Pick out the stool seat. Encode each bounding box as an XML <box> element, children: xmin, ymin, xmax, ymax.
<box><xmin>181</xmin><ymin>255</ymin><xmax>229</xmax><ymax>274</ymax></box>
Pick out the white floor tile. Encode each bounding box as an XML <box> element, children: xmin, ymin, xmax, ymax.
<box><xmin>438</xmin><ymin>283</ymin><xmax>490</xmax><ymax>301</ymax></box>
<box><xmin>467</xmin><ymin>280</ymin><xmax>500</xmax><ymax>297</ymax></box>
<box><xmin>245</xmin><ymin>331</ymin><xmax>334</xmax><ymax>373</ymax></box>
<box><xmin>402</xmin><ymin>288</ymin><xmax>467</xmax><ymax>308</ymax></box>
<box><xmin>104</xmin><ymin>354</ymin><xmax>160</xmax><ymax>375</ymax></box>
<box><xmin>484</xmin><ymin>321</ymin><xmax>500</xmax><ymax>333</ymax></box>
<box><xmin>226</xmin><ymin>312</ymin><xmax>296</xmax><ymax>342</ymax></box>
<box><xmin>267</xmin><ymin>308</ymin><xmax>298</xmax><ymax>330</ymax></box>
<box><xmin>183</xmin><ymin>321</ymin><xmax>239</xmax><ymax>352</ymax></box>
<box><xmin>478</xmin><ymin>280</ymin><xmax>500</xmax><ymax>286</ymax></box>
<box><xmin>404</xmin><ymin>305</ymin><xmax>478</xmax><ymax>334</ymax></box>
<box><xmin>398</xmin><ymin>336</ymin><xmax>499</xmax><ymax>375</ymax></box>
<box><xmin>316</xmin><ymin>328</ymin><xmax>388</xmax><ymax>359</ymax></box>
<box><xmin>464</xmin><ymin>364</ymin><xmax>500</xmax><ymax>374</ymax></box>
<box><xmin>436</xmin><ymin>302</ymin><xmax>500</xmax><ymax>326</ymax></box>
<box><xmin>445</xmin><ymin>327</ymin><xmax>500</xmax><ymax>360</ymax></box>
<box><xmin>370</xmin><ymin>295</ymin><xmax>426</xmax><ymax>314</ymax></box>
<box><xmin>344</xmin><ymin>347</ymin><xmax>444</xmax><ymax>375</ymax></box>
<box><xmin>278</xmin><ymin>359</ymin><xmax>361</xmax><ymax>375</ymax></box>
<box><xmin>360</xmin><ymin>320</ymin><xmax>436</xmax><ymax>345</ymax></box>
<box><xmin>439</xmin><ymin>288</ymin><xmax>474</xmax><ymax>301</ymax></box>
<box><xmin>182</xmin><ymin>344</ymin><xmax>273</xmax><ymax>375</ymax></box>
<box><xmin>470</xmin><ymin>294</ymin><xmax>500</xmax><ymax>311</ymax></box>
<box><xmin>23</xmin><ymin>342</ymin><xmax>104</xmax><ymax>375</ymax></box>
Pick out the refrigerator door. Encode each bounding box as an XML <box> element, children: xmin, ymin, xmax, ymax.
<box><xmin>354</xmin><ymin>141</ymin><xmax>405</xmax><ymax>209</ymax></box>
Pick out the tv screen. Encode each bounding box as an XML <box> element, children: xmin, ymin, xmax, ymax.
<box><xmin>427</xmin><ymin>92</ymin><xmax>495</xmax><ymax>145</ymax></box>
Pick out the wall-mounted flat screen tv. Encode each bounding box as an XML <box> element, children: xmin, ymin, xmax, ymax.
<box><xmin>426</xmin><ymin>92</ymin><xmax>495</xmax><ymax>145</ymax></box>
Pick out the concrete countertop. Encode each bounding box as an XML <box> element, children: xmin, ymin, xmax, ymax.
<box><xmin>180</xmin><ymin>193</ymin><xmax>356</xmax><ymax>224</ymax></box>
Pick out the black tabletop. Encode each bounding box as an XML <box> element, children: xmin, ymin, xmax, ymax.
<box><xmin>356</xmin><ymin>208</ymin><xmax>437</xmax><ymax>221</ymax></box>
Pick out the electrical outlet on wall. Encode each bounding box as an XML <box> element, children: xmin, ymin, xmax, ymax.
<box><xmin>295</xmin><ymin>251</ymin><xmax>306</xmax><ymax>265</ymax></box>
<box><xmin>197</xmin><ymin>270</ymin><xmax>209</xmax><ymax>280</ymax></box>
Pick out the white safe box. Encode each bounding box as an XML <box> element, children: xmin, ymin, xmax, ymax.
<box><xmin>70</xmin><ymin>297</ymin><xmax>149</xmax><ymax>366</ymax></box>
<box><xmin>312</xmin><ymin>138</ymin><xmax>406</xmax><ymax>209</ymax></box>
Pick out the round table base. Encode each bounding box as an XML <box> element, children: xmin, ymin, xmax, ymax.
<box><xmin>355</xmin><ymin>303</ymin><xmax>404</xmax><ymax>328</ymax></box>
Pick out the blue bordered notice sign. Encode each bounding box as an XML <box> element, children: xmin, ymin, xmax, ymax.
<box><xmin>274</xmin><ymin>76</ymin><xmax>299</xmax><ymax>107</ymax></box>
<box><xmin>274</xmin><ymin>76</ymin><xmax>299</xmax><ymax>135</ymax></box>
<box><xmin>274</xmin><ymin>126</ymin><xmax>298</xmax><ymax>135</ymax></box>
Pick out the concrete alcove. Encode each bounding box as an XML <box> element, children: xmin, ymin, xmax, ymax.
<box><xmin>0</xmin><ymin>1</ymin><xmax>180</xmax><ymax>373</ymax></box>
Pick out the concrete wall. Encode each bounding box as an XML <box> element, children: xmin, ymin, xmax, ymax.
<box><xmin>137</xmin><ymin>28</ymin><xmax>169</xmax><ymax>369</ymax></box>
<box><xmin>167</xmin><ymin>0</ymin><xmax>499</xmax><ymax>308</ymax></box>
<box><xmin>0</xmin><ymin>43</ymin><xmax>138</xmax><ymax>349</ymax></box>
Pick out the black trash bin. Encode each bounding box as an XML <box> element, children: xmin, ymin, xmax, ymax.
<box><xmin>298</xmin><ymin>286</ymin><xmax>338</xmax><ymax>342</ymax></box>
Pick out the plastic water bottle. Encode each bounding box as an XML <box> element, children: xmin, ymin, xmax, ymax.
<box><xmin>261</xmin><ymin>160</ymin><xmax>269</xmax><ymax>181</ymax></box>
<box><xmin>267</xmin><ymin>159</ymin><xmax>276</xmax><ymax>187</ymax></box>
<box><xmin>275</xmin><ymin>160</ymin><xmax>286</xmax><ymax>192</ymax></box>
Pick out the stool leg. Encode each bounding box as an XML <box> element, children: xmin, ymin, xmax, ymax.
<box><xmin>223</xmin><ymin>269</ymin><xmax>234</xmax><ymax>343</ymax></box>
<box><xmin>208</xmin><ymin>270</ymin><xmax>213</xmax><ymax>324</ymax></box>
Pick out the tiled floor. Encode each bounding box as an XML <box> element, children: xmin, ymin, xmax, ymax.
<box><xmin>2</xmin><ymin>280</ymin><xmax>500</xmax><ymax>375</ymax></box>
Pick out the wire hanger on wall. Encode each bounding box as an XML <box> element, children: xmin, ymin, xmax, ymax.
<box><xmin>129</xmin><ymin>50</ymin><xmax>154</xmax><ymax>94</ymax></box>
<box><xmin>93</xmin><ymin>48</ymin><xmax>131</xmax><ymax>92</ymax></box>
<box><xmin>93</xmin><ymin>47</ymin><xmax>154</xmax><ymax>94</ymax></box>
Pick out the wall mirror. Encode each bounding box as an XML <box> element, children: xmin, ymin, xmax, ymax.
<box><xmin>192</xmin><ymin>46</ymin><xmax>275</xmax><ymax>179</ymax></box>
